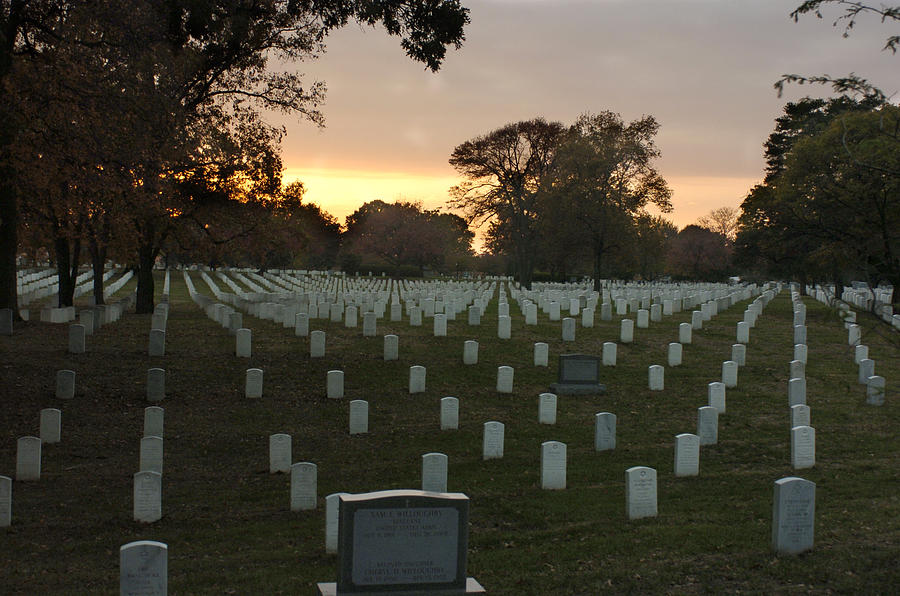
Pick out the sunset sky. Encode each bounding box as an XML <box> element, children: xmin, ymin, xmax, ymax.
<box><xmin>274</xmin><ymin>0</ymin><xmax>897</xmax><ymax>244</ymax></box>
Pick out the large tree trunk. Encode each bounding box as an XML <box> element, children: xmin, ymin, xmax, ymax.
<box><xmin>54</xmin><ymin>235</ymin><xmax>80</xmax><ymax>307</ymax></box>
<box><xmin>0</xmin><ymin>181</ymin><xmax>18</xmax><ymax>316</ymax></box>
<box><xmin>90</xmin><ymin>239</ymin><xmax>106</xmax><ymax>305</ymax></box>
<box><xmin>515</xmin><ymin>243</ymin><xmax>533</xmax><ymax>290</ymax></box>
<box><xmin>592</xmin><ymin>245</ymin><xmax>605</xmax><ymax>292</ymax></box>
<box><xmin>135</xmin><ymin>243</ymin><xmax>156</xmax><ymax>314</ymax></box>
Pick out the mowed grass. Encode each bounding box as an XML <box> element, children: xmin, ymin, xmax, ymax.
<box><xmin>1</xmin><ymin>273</ymin><xmax>898</xmax><ymax>595</ymax></box>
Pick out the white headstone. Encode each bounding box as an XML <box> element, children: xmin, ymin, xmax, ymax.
<box><xmin>538</xmin><ymin>392</ymin><xmax>557</xmax><ymax>424</ymax></box>
<box><xmin>866</xmin><ymin>375</ymin><xmax>885</xmax><ymax>406</ymax></box>
<box><xmin>148</xmin><ymin>329</ymin><xmax>165</xmax><ymax>357</ymax></box>
<box><xmin>594</xmin><ymin>412</ymin><xmax>616</xmax><ymax>451</ymax></box>
<box><xmin>383</xmin><ymin>334</ymin><xmax>399</xmax><ymax>361</ymax></box>
<box><xmin>625</xmin><ymin>466</ymin><xmax>657</xmax><ymax>519</ymax></box>
<box><xmin>409</xmin><ymin>365</ymin><xmax>426</xmax><ymax>394</ymax></box>
<box><xmin>291</xmin><ymin>462</ymin><xmax>318</xmax><ymax>511</ymax></box>
<box><xmin>772</xmin><ymin>477</ymin><xmax>815</xmax><ymax>554</ymax></box>
<box><xmin>561</xmin><ymin>317</ymin><xmax>575</xmax><ymax>342</ymax></box>
<box><xmin>422</xmin><ymin>453</ymin><xmax>448</xmax><ymax>492</ymax></box>
<box><xmin>679</xmin><ymin>322</ymin><xmax>692</xmax><ymax>344</ymax></box>
<box><xmin>674</xmin><ymin>433</ymin><xmax>700</xmax><ymax>477</ymax></box>
<box><xmin>147</xmin><ymin>368</ymin><xmax>165</xmax><ymax>403</ymax></box>
<box><xmin>708</xmin><ymin>382</ymin><xmax>726</xmax><ymax>414</ymax></box>
<box><xmin>463</xmin><ymin>340</ymin><xmax>478</xmax><ymax>365</ymax></box>
<box><xmin>16</xmin><ymin>436</ymin><xmax>41</xmax><ymax>481</ymax></box>
<box><xmin>736</xmin><ymin>321</ymin><xmax>750</xmax><ymax>344</ymax></box>
<box><xmin>433</xmin><ymin>313</ymin><xmax>447</xmax><ymax>337</ymax></box>
<box><xmin>790</xmin><ymin>404</ymin><xmax>811</xmax><ymax>428</ymax></box>
<box><xmin>620</xmin><ymin>319</ymin><xmax>634</xmax><ymax>343</ymax></box>
<box><xmin>540</xmin><ymin>441</ymin><xmax>566</xmax><ymax>490</ymax></box>
<box><xmin>143</xmin><ymin>407</ymin><xmax>164</xmax><ymax>438</ymax></box>
<box><xmin>295</xmin><ymin>312</ymin><xmax>309</xmax><ymax>337</ymax></box>
<box><xmin>440</xmin><ymin>397</ymin><xmax>459</xmax><ymax>430</ymax></box>
<box><xmin>325</xmin><ymin>492</ymin><xmax>349</xmax><ymax>554</ymax></box>
<box><xmin>697</xmin><ymin>406</ymin><xmax>718</xmax><ymax>445</ymax></box>
<box><xmin>847</xmin><ymin>324</ymin><xmax>861</xmax><ymax>346</ymax></box>
<box><xmin>133</xmin><ymin>470</ymin><xmax>162</xmax><ymax>523</ymax></box>
<box><xmin>791</xmin><ymin>425</ymin><xmax>816</xmax><ymax>470</ymax></box>
<box><xmin>788</xmin><ymin>378</ymin><xmax>806</xmax><ymax>407</ymax></box>
<box><xmin>857</xmin><ymin>358</ymin><xmax>875</xmax><ymax>384</ymax></box>
<box><xmin>667</xmin><ymin>343</ymin><xmax>682</xmax><ymax>367</ymax></box>
<box><xmin>310</xmin><ymin>330</ymin><xmax>326</xmax><ymax>358</ymax></box>
<box><xmin>467</xmin><ymin>305</ymin><xmax>480</xmax><ymax>326</ymax></box>
<box><xmin>235</xmin><ymin>328</ymin><xmax>252</xmax><ymax>358</ymax></box>
<box><xmin>691</xmin><ymin>310</ymin><xmax>703</xmax><ymax>330</ymax></box>
<box><xmin>482</xmin><ymin>421</ymin><xmax>504</xmax><ymax>460</ymax></box>
<box><xmin>853</xmin><ymin>344</ymin><xmax>868</xmax><ymax>364</ymax></box>
<box><xmin>533</xmin><ymin>342</ymin><xmax>549</xmax><ymax>367</ymax></box>
<box><xmin>39</xmin><ymin>408</ymin><xmax>61</xmax><ymax>444</ymax></box>
<box><xmin>139</xmin><ymin>436</ymin><xmax>163</xmax><ymax>474</ymax></box>
<box><xmin>496</xmin><ymin>366</ymin><xmax>514</xmax><ymax>393</ymax></box>
<box><xmin>269</xmin><ymin>433</ymin><xmax>292</xmax><ymax>473</ymax></box>
<box><xmin>721</xmin><ymin>360</ymin><xmax>738</xmax><ymax>388</ymax></box>
<box><xmin>349</xmin><ymin>400</ymin><xmax>369</xmax><ymax>434</ymax></box>
<box><xmin>789</xmin><ymin>359</ymin><xmax>805</xmax><ymax>380</ymax></box>
<box><xmin>602</xmin><ymin>342</ymin><xmax>617</xmax><ymax>366</ymax></box>
<box><xmin>793</xmin><ymin>325</ymin><xmax>806</xmax><ymax>345</ymax></box>
<box><xmin>245</xmin><ymin>368</ymin><xmax>263</xmax><ymax>399</ymax></box>
<box><xmin>794</xmin><ymin>343</ymin><xmax>808</xmax><ymax>364</ymax></box>
<box><xmin>327</xmin><ymin>370</ymin><xmax>344</xmax><ymax>399</ymax></box>
<box><xmin>648</xmin><ymin>365</ymin><xmax>664</xmax><ymax>391</ymax></box>
<box><xmin>68</xmin><ymin>324</ymin><xmax>86</xmax><ymax>354</ymax></box>
<box><xmin>56</xmin><ymin>369</ymin><xmax>75</xmax><ymax>400</ymax></box>
<box><xmin>582</xmin><ymin>307</ymin><xmax>594</xmax><ymax>328</ymax></box>
<box><xmin>120</xmin><ymin>540</ymin><xmax>167</xmax><ymax>596</ymax></box>
<box><xmin>497</xmin><ymin>315</ymin><xmax>511</xmax><ymax>339</ymax></box>
<box><xmin>731</xmin><ymin>344</ymin><xmax>746</xmax><ymax>367</ymax></box>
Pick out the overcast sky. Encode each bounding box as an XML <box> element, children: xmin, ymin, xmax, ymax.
<box><xmin>273</xmin><ymin>0</ymin><xmax>897</xmax><ymax>233</ymax></box>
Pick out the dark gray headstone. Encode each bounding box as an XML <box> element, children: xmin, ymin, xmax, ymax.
<box><xmin>550</xmin><ymin>354</ymin><xmax>605</xmax><ymax>395</ymax></box>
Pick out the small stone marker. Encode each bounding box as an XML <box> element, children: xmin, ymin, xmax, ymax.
<box><xmin>440</xmin><ymin>397</ymin><xmax>459</xmax><ymax>430</ymax></box>
<box><xmin>291</xmin><ymin>462</ymin><xmax>318</xmax><ymax>511</ymax></box>
<box><xmin>148</xmin><ymin>329</ymin><xmax>165</xmax><ymax>357</ymax></box>
<box><xmin>383</xmin><ymin>334</ymin><xmax>399</xmax><ymax>361</ymax></box>
<box><xmin>691</xmin><ymin>310</ymin><xmax>703</xmax><ymax>330</ymax></box>
<box><xmin>497</xmin><ymin>315</ymin><xmax>511</xmax><ymax>339</ymax></box>
<box><xmin>0</xmin><ymin>476</ymin><xmax>10</xmax><ymax>527</ymax></box>
<box><xmin>16</xmin><ymin>436</ymin><xmax>41</xmax><ymax>481</ymax></box>
<box><xmin>668</xmin><ymin>342</ymin><xmax>683</xmax><ymax>367</ymax></box>
<box><xmin>626</xmin><ymin>466</ymin><xmax>658</xmax><ymax>520</ymax></box>
<box><xmin>794</xmin><ymin>343</ymin><xmax>808</xmax><ymax>364</ymax></box>
<box><xmin>147</xmin><ymin>368</ymin><xmax>165</xmax><ymax>403</ymax></box>
<box><xmin>245</xmin><ymin>368</ymin><xmax>263</xmax><ymax>398</ymax></box>
<box><xmin>235</xmin><ymin>328</ymin><xmax>252</xmax><ymax>358</ymax></box>
<box><xmin>790</xmin><ymin>404</ymin><xmax>810</xmax><ymax>428</ymax></box>
<box><xmin>349</xmin><ymin>400</ymin><xmax>369</xmax><ymax>434</ymax></box>
<box><xmin>482</xmin><ymin>421</ymin><xmax>504</xmax><ymax>460</ymax></box>
<box><xmin>679</xmin><ymin>322</ymin><xmax>692</xmax><ymax>344</ymax></box>
<box><xmin>533</xmin><ymin>342</ymin><xmax>549</xmax><ymax>367</ymax></box>
<box><xmin>551</xmin><ymin>354</ymin><xmax>605</xmax><ymax>395</ymax></box>
<box><xmin>772</xmin><ymin>477</ymin><xmax>815</xmax><ymax>554</ymax></box>
<box><xmin>467</xmin><ymin>305</ymin><xmax>481</xmax><ymax>325</ymax></box>
<box><xmin>674</xmin><ymin>433</ymin><xmax>700</xmax><ymax>477</ymax></box>
<box><xmin>496</xmin><ymin>365</ymin><xmax>514</xmax><ymax>393</ymax></box>
<box><xmin>269</xmin><ymin>433</ymin><xmax>292</xmax><ymax>473</ymax></box>
<box><xmin>295</xmin><ymin>312</ymin><xmax>310</xmax><ymax>337</ymax></box>
<box><xmin>790</xmin><ymin>359</ymin><xmax>805</xmax><ymax>380</ymax></box>
<box><xmin>144</xmin><ymin>407</ymin><xmax>164</xmax><ymax>438</ymax></box>
<box><xmin>319</xmin><ymin>490</ymin><xmax>482</xmax><ymax>595</ymax></box>
<box><xmin>310</xmin><ymin>330</ymin><xmax>326</xmax><ymax>358</ymax></box>
<box><xmin>362</xmin><ymin>312</ymin><xmax>377</xmax><ymax>337</ymax></box>
<box><xmin>409</xmin><ymin>365</ymin><xmax>426</xmax><ymax>394</ymax></box>
<box><xmin>648</xmin><ymin>364</ymin><xmax>664</xmax><ymax>390</ymax></box>
<box><xmin>858</xmin><ymin>358</ymin><xmax>875</xmax><ymax>384</ymax></box>
<box><xmin>327</xmin><ymin>370</ymin><xmax>344</xmax><ymax>399</ymax></box>
<box><xmin>538</xmin><ymin>392</ymin><xmax>557</xmax><ymax>424</ymax></box>
<box><xmin>636</xmin><ymin>309</ymin><xmax>649</xmax><ymax>329</ymax></box>
<box><xmin>68</xmin><ymin>324</ymin><xmax>86</xmax><ymax>354</ymax></box>
<box><xmin>39</xmin><ymin>408</ymin><xmax>61</xmax><ymax>444</ymax></box>
<box><xmin>463</xmin><ymin>340</ymin><xmax>478</xmax><ymax>365</ymax></box>
<box><xmin>602</xmin><ymin>342</ymin><xmax>616</xmax><ymax>366</ymax></box>
<box><xmin>325</xmin><ymin>492</ymin><xmax>350</xmax><ymax>554</ymax></box>
<box><xmin>697</xmin><ymin>406</ymin><xmax>718</xmax><ymax>445</ymax></box>
<box><xmin>594</xmin><ymin>412</ymin><xmax>616</xmax><ymax>451</ymax></box>
<box><xmin>791</xmin><ymin>425</ymin><xmax>816</xmax><ymax>470</ymax></box>
<box><xmin>56</xmin><ymin>369</ymin><xmax>75</xmax><ymax>399</ymax></box>
<box><xmin>866</xmin><ymin>376</ymin><xmax>885</xmax><ymax>406</ymax></box>
<box><xmin>120</xmin><ymin>540</ymin><xmax>167</xmax><ymax>596</ymax></box>
<box><xmin>433</xmin><ymin>313</ymin><xmax>447</xmax><ymax>337</ymax></box>
<box><xmin>541</xmin><ymin>441</ymin><xmax>567</xmax><ymax>490</ymax></box>
<box><xmin>793</xmin><ymin>325</ymin><xmax>806</xmax><ymax>345</ymax></box>
<box><xmin>847</xmin><ymin>324</ymin><xmax>861</xmax><ymax>346</ymax></box>
<box><xmin>422</xmin><ymin>452</ymin><xmax>449</xmax><ymax>492</ymax></box>
<box><xmin>133</xmin><ymin>470</ymin><xmax>162</xmax><ymax>523</ymax></box>
<box><xmin>853</xmin><ymin>344</ymin><xmax>868</xmax><ymax>364</ymax></box>
<box><xmin>788</xmin><ymin>378</ymin><xmax>806</xmax><ymax>407</ymax></box>
<box><xmin>561</xmin><ymin>317</ymin><xmax>575</xmax><ymax>341</ymax></box>
<box><xmin>139</xmin><ymin>436</ymin><xmax>163</xmax><ymax>474</ymax></box>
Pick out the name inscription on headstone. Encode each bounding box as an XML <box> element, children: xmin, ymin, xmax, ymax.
<box><xmin>352</xmin><ymin>507</ymin><xmax>459</xmax><ymax>585</ymax></box>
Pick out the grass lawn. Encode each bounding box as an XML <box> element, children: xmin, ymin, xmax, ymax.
<box><xmin>1</xmin><ymin>273</ymin><xmax>898</xmax><ymax>594</ymax></box>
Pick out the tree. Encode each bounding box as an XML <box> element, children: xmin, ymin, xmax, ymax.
<box><xmin>778</xmin><ymin>1</ymin><xmax>899</xmax><ymax>100</ymax></box>
<box><xmin>667</xmin><ymin>225</ymin><xmax>732</xmax><ymax>281</ymax></box>
<box><xmin>546</xmin><ymin>112</ymin><xmax>672</xmax><ymax>290</ymax></box>
<box><xmin>696</xmin><ymin>206</ymin><xmax>740</xmax><ymax>243</ymax></box>
<box><xmin>448</xmin><ymin>118</ymin><xmax>566</xmax><ymax>289</ymax></box>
